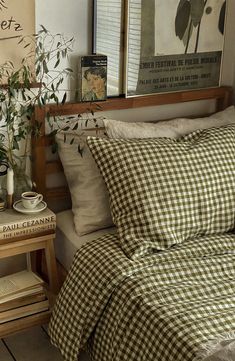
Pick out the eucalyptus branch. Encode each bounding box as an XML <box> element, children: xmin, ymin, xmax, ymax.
<box><xmin>0</xmin><ymin>25</ymin><xmax>74</xmax><ymax>176</ymax></box>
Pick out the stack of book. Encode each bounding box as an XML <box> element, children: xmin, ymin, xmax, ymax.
<box><xmin>0</xmin><ymin>270</ymin><xmax>49</xmax><ymax>323</ymax></box>
<box><xmin>0</xmin><ymin>208</ymin><xmax>56</xmax><ymax>241</ymax></box>
<box><xmin>0</xmin><ymin>197</ymin><xmax>5</xmax><ymax>212</ymax></box>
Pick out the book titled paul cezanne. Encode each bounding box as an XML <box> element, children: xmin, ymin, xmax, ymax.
<box><xmin>0</xmin><ymin>208</ymin><xmax>56</xmax><ymax>240</ymax></box>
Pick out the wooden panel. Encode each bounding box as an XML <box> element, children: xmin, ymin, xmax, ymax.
<box><xmin>0</xmin><ymin>234</ymin><xmax>55</xmax><ymax>258</ymax></box>
<box><xmin>46</xmin><ymin>187</ymin><xmax>70</xmax><ymax>200</ymax></box>
<box><xmin>46</xmin><ymin>161</ymin><xmax>63</xmax><ymax>175</ymax></box>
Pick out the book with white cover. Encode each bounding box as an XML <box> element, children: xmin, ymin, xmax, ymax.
<box><xmin>0</xmin><ymin>222</ymin><xmax>56</xmax><ymax>240</ymax></box>
<box><xmin>0</xmin><ymin>208</ymin><xmax>56</xmax><ymax>234</ymax></box>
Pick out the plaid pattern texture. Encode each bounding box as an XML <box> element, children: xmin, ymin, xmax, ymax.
<box><xmin>49</xmin><ymin>233</ymin><xmax>235</xmax><ymax>361</ymax></box>
<box><xmin>87</xmin><ymin>125</ymin><xmax>235</xmax><ymax>259</ymax></box>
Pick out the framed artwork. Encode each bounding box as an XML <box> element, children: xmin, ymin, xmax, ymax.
<box><xmin>92</xmin><ymin>0</ymin><xmax>125</xmax><ymax>97</ymax></box>
<box><xmin>0</xmin><ymin>0</ymin><xmax>35</xmax><ymax>69</ymax></box>
<box><xmin>125</xmin><ymin>0</ymin><xmax>226</xmax><ymax>97</ymax></box>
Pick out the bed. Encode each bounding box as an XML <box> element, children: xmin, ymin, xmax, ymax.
<box><xmin>32</xmin><ymin>87</ymin><xmax>235</xmax><ymax>361</ymax></box>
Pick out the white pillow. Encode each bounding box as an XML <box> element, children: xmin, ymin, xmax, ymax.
<box><xmin>56</xmin><ymin>131</ymin><xmax>114</xmax><ymax>236</ymax></box>
<box><xmin>103</xmin><ymin>106</ymin><xmax>235</xmax><ymax>139</ymax></box>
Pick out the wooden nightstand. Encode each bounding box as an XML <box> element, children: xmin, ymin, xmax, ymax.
<box><xmin>0</xmin><ymin>208</ymin><xmax>59</xmax><ymax>338</ymax></box>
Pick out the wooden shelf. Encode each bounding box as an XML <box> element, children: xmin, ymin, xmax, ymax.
<box><xmin>37</xmin><ymin>86</ymin><xmax>233</xmax><ymax>118</ymax></box>
<box><xmin>0</xmin><ymin>226</ymin><xmax>59</xmax><ymax>338</ymax></box>
<box><xmin>0</xmin><ymin>284</ymin><xmax>57</xmax><ymax>339</ymax></box>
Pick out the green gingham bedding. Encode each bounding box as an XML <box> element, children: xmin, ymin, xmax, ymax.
<box><xmin>49</xmin><ymin>232</ymin><xmax>235</xmax><ymax>361</ymax></box>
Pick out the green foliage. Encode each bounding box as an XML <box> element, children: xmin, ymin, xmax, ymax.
<box><xmin>47</xmin><ymin>104</ymin><xmax>104</xmax><ymax>157</ymax></box>
<box><xmin>0</xmin><ymin>25</ymin><xmax>74</xmax><ymax>173</ymax></box>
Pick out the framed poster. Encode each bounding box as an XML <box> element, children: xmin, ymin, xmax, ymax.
<box><xmin>93</xmin><ymin>0</ymin><xmax>125</xmax><ymax>97</ymax></box>
<box><xmin>0</xmin><ymin>0</ymin><xmax>35</xmax><ymax>69</ymax></box>
<box><xmin>125</xmin><ymin>0</ymin><xmax>226</xmax><ymax>97</ymax></box>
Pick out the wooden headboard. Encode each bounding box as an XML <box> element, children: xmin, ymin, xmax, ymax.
<box><xmin>32</xmin><ymin>86</ymin><xmax>233</xmax><ymax>209</ymax></box>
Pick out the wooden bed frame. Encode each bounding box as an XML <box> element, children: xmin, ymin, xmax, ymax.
<box><xmin>31</xmin><ymin>86</ymin><xmax>233</xmax><ymax>287</ymax></box>
<box><xmin>32</xmin><ymin>86</ymin><xmax>233</xmax><ymax>207</ymax></box>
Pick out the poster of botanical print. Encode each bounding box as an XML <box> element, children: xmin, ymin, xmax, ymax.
<box><xmin>0</xmin><ymin>0</ymin><xmax>35</xmax><ymax>69</ymax></box>
<box><xmin>125</xmin><ymin>0</ymin><xmax>226</xmax><ymax>97</ymax></box>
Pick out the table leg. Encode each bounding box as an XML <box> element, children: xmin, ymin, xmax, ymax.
<box><xmin>44</xmin><ymin>237</ymin><xmax>59</xmax><ymax>294</ymax></box>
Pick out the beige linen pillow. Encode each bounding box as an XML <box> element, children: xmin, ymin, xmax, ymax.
<box><xmin>103</xmin><ymin>105</ymin><xmax>235</xmax><ymax>139</ymax></box>
<box><xmin>56</xmin><ymin>131</ymin><xmax>114</xmax><ymax>236</ymax></box>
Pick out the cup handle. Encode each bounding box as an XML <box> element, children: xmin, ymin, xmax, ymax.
<box><xmin>36</xmin><ymin>194</ymin><xmax>43</xmax><ymax>205</ymax></box>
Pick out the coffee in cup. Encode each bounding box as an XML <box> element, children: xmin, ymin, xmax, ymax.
<box><xmin>21</xmin><ymin>191</ymin><xmax>43</xmax><ymax>209</ymax></box>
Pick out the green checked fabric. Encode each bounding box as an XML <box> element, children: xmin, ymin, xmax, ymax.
<box><xmin>87</xmin><ymin>125</ymin><xmax>235</xmax><ymax>259</ymax></box>
<box><xmin>49</xmin><ymin>233</ymin><xmax>235</xmax><ymax>361</ymax></box>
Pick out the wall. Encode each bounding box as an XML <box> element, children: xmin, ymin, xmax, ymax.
<box><xmin>36</xmin><ymin>0</ymin><xmax>92</xmax><ymax>55</ymax></box>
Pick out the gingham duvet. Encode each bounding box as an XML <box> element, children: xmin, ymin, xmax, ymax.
<box><xmin>49</xmin><ymin>233</ymin><xmax>235</xmax><ymax>361</ymax></box>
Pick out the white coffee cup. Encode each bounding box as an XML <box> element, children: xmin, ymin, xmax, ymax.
<box><xmin>21</xmin><ymin>191</ymin><xmax>43</xmax><ymax>209</ymax></box>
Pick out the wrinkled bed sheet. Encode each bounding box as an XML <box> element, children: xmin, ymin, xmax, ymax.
<box><xmin>49</xmin><ymin>233</ymin><xmax>235</xmax><ymax>361</ymax></box>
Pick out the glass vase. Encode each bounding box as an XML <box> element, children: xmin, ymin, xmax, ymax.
<box><xmin>13</xmin><ymin>170</ymin><xmax>32</xmax><ymax>201</ymax></box>
<box><xmin>0</xmin><ymin>168</ymin><xmax>32</xmax><ymax>203</ymax></box>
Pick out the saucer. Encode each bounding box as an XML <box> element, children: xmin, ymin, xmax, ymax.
<box><xmin>13</xmin><ymin>200</ymin><xmax>47</xmax><ymax>214</ymax></box>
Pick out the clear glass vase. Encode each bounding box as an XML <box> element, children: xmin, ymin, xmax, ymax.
<box><xmin>0</xmin><ymin>168</ymin><xmax>32</xmax><ymax>203</ymax></box>
<box><xmin>13</xmin><ymin>170</ymin><xmax>32</xmax><ymax>201</ymax></box>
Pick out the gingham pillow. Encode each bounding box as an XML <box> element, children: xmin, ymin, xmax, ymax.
<box><xmin>87</xmin><ymin>125</ymin><xmax>235</xmax><ymax>259</ymax></box>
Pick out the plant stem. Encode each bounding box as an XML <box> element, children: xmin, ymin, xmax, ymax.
<box><xmin>195</xmin><ymin>23</ymin><xmax>201</xmax><ymax>53</ymax></box>
<box><xmin>195</xmin><ymin>0</ymin><xmax>208</xmax><ymax>53</ymax></box>
<box><xmin>185</xmin><ymin>19</ymin><xmax>193</xmax><ymax>54</ymax></box>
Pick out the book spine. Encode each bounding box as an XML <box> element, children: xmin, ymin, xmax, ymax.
<box><xmin>0</xmin><ymin>215</ymin><xmax>56</xmax><ymax>233</ymax></box>
<box><xmin>77</xmin><ymin>56</ymin><xmax>82</xmax><ymax>101</ymax></box>
<box><xmin>0</xmin><ymin>292</ymin><xmax>46</xmax><ymax>313</ymax></box>
<box><xmin>0</xmin><ymin>285</ymin><xmax>44</xmax><ymax>303</ymax></box>
<box><xmin>0</xmin><ymin>222</ymin><xmax>56</xmax><ymax>240</ymax></box>
<box><xmin>0</xmin><ymin>299</ymin><xmax>49</xmax><ymax>324</ymax></box>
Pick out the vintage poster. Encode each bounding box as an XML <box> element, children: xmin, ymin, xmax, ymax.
<box><xmin>0</xmin><ymin>0</ymin><xmax>35</xmax><ymax>68</ymax></box>
<box><xmin>126</xmin><ymin>0</ymin><xmax>226</xmax><ymax>97</ymax></box>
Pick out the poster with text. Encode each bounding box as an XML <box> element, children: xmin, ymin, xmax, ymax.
<box><xmin>0</xmin><ymin>0</ymin><xmax>35</xmax><ymax>70</ymax></box>
<box><xmin>126</xmin><ymin>0</ymin><xmax>226</xmax><ymax>97</ymax></box>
